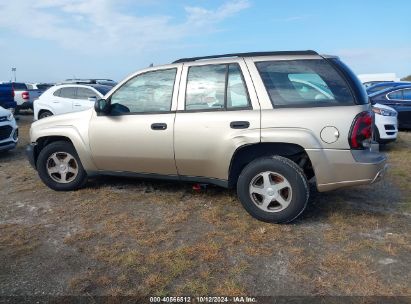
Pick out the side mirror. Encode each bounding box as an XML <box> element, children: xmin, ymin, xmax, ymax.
<box><xmin>94</xmin><ymin>99</ymin><xmax>110</xmax><ymax>114</ymax></box>
<box><xmin>88</xmin><ymin>96</ymin><xmax>97</xmax><ymax>102</ymax></box>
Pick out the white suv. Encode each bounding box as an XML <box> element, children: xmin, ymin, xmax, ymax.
<box><xmin>33</xmin><ymin>84</ymin><xmax>113</xmax><ymax>120</ymax></box>
<box><xmin>0</xmin><ymin>106</ymin><xmax>18</xmax><ymax>152</ymax></box>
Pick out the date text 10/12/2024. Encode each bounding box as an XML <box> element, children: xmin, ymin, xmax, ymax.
<box><xmin>150</xmin><ymin>296</ymin><xmax>257</xmax><ymax>303</ymax></box>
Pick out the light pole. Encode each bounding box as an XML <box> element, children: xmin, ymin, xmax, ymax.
<box><xmin>11</xmin><ymin>67</ymin><xmax>16</xmax><ymax>82</ymax></box>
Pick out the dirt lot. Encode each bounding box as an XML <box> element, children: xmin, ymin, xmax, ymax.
<box><xmin>0</xmin><ymin>114</ymin><xmax>410</xmax><ymax>297</ymax></box>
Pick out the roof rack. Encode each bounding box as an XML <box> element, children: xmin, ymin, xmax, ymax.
<box><xmin>172</xmin><ymin>50</ymin><xmax>318</xmax><ymax>64</ymax></box>
<box><xmin>63</xmin><ymin>79</ymin><xmax>117</xmax><ymax>85</ymax></box>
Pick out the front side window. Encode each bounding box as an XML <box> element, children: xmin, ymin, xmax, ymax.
<box><xmin>387</xmin><ymin>90</ymin><xmax>403</xmax><ymax>100</ymax></box>
<box><xmin>256</xmin><ymin>59</ymin><xmax>355</xmax><ymax>107</ymax></box>
<box><xmin>110</xmin><ymin>68</ymin><xmax>176</xmax><ymax>114</ymax></box>
<box><xmin>59</xmin><ymin>87</ymin><xmax>77</xmax><ymax>99</ymax></box>
<box><xmin>76</xmin><ymin>88</ymin><xmax>97</xmax><ymax>99</ymax></box>
<box><xmin>185</xmin><ymin>63</ymin><xmax>250</xmax><ymax>111</ymax></box>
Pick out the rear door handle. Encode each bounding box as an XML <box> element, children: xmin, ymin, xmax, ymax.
<box><xmin>230</xmin><ymin>121</ymin><xmax>250</xmax><ymax>129</ymax></box>
<box><xmin>151</xmin><ymin>123</ymin><xmax>167</xmax><ymax>130</ymax></box>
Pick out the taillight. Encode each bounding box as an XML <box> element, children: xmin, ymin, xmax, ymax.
<box><xmin>22</xmin><ymin>91</ymin><xmax>30</xmax><ymax>100</ymax></box>
<box><xmin>12</xmin><ymin>88</ymin><xmax>15</xmax><ymax>98</ymax></box>
<box><xmin>349</xmin><ymin>111</ymin><xmax>373</xmax><ymax>149</ymax></box>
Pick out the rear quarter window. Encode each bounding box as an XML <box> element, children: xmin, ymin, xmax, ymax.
<box><xmin>256</xmin><ymin>59</ymin><xmax>355</xmax><ymax>107</ymax></box>
<box><xmin>13</xmin><ymin>83</ymin><xmax>28</xmax><ymax>91</ymax></box>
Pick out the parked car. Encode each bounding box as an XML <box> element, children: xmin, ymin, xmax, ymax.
<box><xmin>10</xmin><ymin>82</ymin><xmax>32</xmax><ymax>113</ymax></box>
<box><xmin>369</xmin><ymin>85</ymin><xmax>411</xmax><ymax>129</ymax></box>
<box><xmin>26</xmin><ymin>83</ymin><xmax>55</xmax><ymax>103</ymax></box>
<box><xmin>372</xmin><ymin>103</ymin><xmax>398</xmax><ymax>143</ymax></box>
<box><xmin>0</xmin><ymin>83</ymin><xmax>17</xmax><ymax>113</ymax></box>
<box><xmin>359</xmin><ymin>73</ymin><xmax>399</xmax><ymax>88</ymax></box>
<box><xmin>27</xmin><ymin>50</ymin><xmax>387</xmax><ymax>223</ymax></box>
<box><xmin>33</xmin><ymin>84</ymin><xmax>113</xmax><ymax>120</ymax></box>
<box><xmin>0</xmin><ymin>106</ymin><xmax>18</xmax><ymax>152</ymax></box>
<box><xmin>366</xmin><ymin>81</ymin><xmax>411</xmax><ymax>94</ymax></box>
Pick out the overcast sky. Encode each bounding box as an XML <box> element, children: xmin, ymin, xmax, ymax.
<box><xmin>0</xmin><ymin>0</ymin><xmax>410</xmax><ymax>82</ymax></box>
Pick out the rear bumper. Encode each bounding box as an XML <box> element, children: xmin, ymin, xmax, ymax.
<box><xmin>17</xmin><ymin>102</ymin><xmax>32</xmax><ymax>110</ymax></box>
<box><xmin>306</xmin><ymin>147</ymin><xmax>387</xmax><ymax>192</ymax></box>
<box><xmin>26</xmin><ymin>143</ymin><xmax>37</xmax><ymax>169</ymax></box>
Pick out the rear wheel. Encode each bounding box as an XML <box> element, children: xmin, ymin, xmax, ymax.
<box><xmin>237</xmin><ymin>156</ymin><xmax>309</xmax><ymax>223</ymax></box>
<box><xmin>39</xmin><ymin>110</ymin><xmax>53</xmax><ymax>119</ymax></box>
<box><xmin>36</xmin><ymin>141</ymin><xmax>87</xmax><ymax>191</ymax></box>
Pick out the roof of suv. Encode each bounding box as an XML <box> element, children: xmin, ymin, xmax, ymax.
<box><xmin>172</xmin><ymin>50</ymin><xmax>319</xmax><ymax>63</ymax></box>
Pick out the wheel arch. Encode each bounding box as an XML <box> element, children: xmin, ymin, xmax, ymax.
<box><xmin>32</xmin><ymin>130</ymin><xmax>96</xmax><ymax>171</ymax></box>
<box><xmin>228</xmin><ymin>142</ymin><xmax>315</xmax><ymax>188</ymax></box>
<box><xmin>38</xmin><ymin>109</ymin><xmax>54</xmax><ymax>117</ymax></box>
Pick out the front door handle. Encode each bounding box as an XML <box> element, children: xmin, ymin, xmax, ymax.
<box><xmin>151</xmin><ymin>123</ymin><xmax>167</xmax><ymax>130</ymax></box>
<box><xmin>230</xmin><ymin>121</ymin><xmax>250</xmax><ymax>129</ymax></box>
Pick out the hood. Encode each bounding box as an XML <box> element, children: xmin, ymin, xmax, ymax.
<box><xmin>32</xmin><ymin>109</ymin><xmax>93</xmax><ymax>130</ymax></box>
<box><xmin>373</xmin><ymin>103</ymin><xmax>397</xmax><ymax>112</ymax></box>
<box><xmin>0</xmin><ymin>106</ymin><xmax>11</xmax><ymax>116</ymax></box>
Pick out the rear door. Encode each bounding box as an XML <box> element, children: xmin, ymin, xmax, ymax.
<box><xmin>52</xmin><ymin>87</ymin><xmax>77</xmax><ymax>115</ymax></box>
<box><xmin>174</xmin><ymin>59</ymin><xmax>261</xmax><ymax>182</ymax></box>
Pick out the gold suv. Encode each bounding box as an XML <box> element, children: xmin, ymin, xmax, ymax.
<box><xmin>27</xmin><ymin>51</ymin><xmax>387</xmax><ymax>223</ymax></box>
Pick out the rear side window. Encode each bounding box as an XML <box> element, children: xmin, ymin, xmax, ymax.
<box><xmin>387</xmin><ymin>90</ymin><xmax>403</xmax><ymax>100</ymax></box>
<box><xmin>13</xmin><ymin>83</ymin><xmax>28</xmax><ymax>90</ymax></box>
<box><xmin>185</xmin><ymin>63</ymin><xmax>250</xmax><ymax>111</ymax></box>
<box><xmin>53</xmin><ymin>89</ymin><xmax>62</xmax><ymax>97</ymax></box>
<box><xmin>256</xmin><ymin>59</ymin><xmax>355</xmax><ymax>107</ymax></box>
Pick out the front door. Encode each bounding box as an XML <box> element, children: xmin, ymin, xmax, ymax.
<box><xmin>89</xmin><ymin>67</ymin><xmax>180</xmax><ymax>175</ymax></box>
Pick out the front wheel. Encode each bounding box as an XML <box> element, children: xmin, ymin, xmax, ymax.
<box><xmin>39</xmin><ymin>110</ymin><xmax>53</xmax><ymax>119</ymax></box>
<box><xmin>237</xmin><ymin>156</ymin><xmax>309</xmax><ymax>223</ymax></box>
<box><xmin>36</xmin><ymin>141</ymin><xmax>88</xmax><ymax>191</ymax></box>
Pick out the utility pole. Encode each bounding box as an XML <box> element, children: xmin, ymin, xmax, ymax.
<box><xmin>11</xmin><ymin>67</ymin><xmax>16</xmax><ymax>82</ymax></box>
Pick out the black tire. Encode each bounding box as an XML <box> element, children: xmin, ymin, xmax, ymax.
<box><xmin>373</xmin><ymin>126</ymin><xmax>381</xmax><ymax>143</ymax></box>
<box><xmin>39</xmin><ymin>111</ymin><xmax>53</xmax><ymax>119</ymax></box>
<box><xmin>237</xmin><ymin>156</ymin><xmax>309</xmax><ymax>223</ymax></box>
<box><xmin>36</xmin><ymin>141</ymin><xmax>87</xmax><ymax>191</ymax></box>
